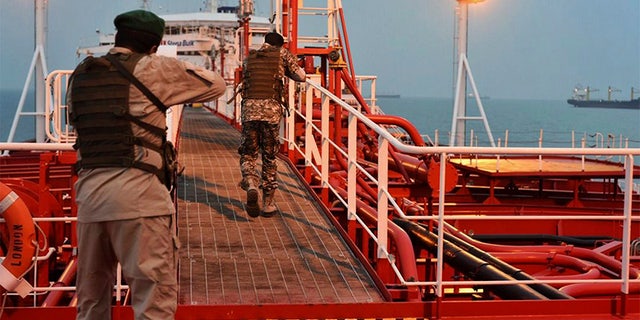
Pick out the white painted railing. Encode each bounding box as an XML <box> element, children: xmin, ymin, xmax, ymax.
<box><xmin>285</xmin><ymin>79</ymin><xmax>640</xmax><ymax>298</ymax></box>
<box><xmin>39</xmin><ymin>69</ymin><xmax>184</xmax><ymax>145</ymax></box>
<box><xmin>5</xmin><ymin>72</ymin><xmax>640</xmax><ymax>301</ymax></box>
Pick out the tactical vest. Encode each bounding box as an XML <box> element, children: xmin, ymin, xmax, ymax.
<box><xmin>69</xmin><ymin>53</ymin><xmax>166</xmax><ymax>179</ymax></box>
<box><xmin>242</xmin><ymin>46</ymin><xmax>283</xmax><ymax>101</ymax></box>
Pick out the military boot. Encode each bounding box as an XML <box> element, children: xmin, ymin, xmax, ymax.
<box><xmin>245</xmin><ymin>179</ymin><xmax>260</xmax><ymax>217</ymax></box>
<box><xmin>261</xmin><ymin>189</ymin><xmax>278</xmax><ymax>217</ymax></box>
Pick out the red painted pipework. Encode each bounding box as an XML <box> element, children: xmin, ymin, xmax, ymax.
<box><xmin>326</xmin><ymin>171</ymin><xmax>377</xmax><ymax>205</ymax></box>
<box><xmin>492</xmin><ymin>252</ymin><xmax>604</xmax><ymax>282</ymax></box>
<box><xmin>399</xmin><ymin>200</ymin><xmax>639</xmax><ymax>298</ymax></box>
<box><xmin>338</xmin><ymin>7</ymin><xmax>356</xmax><ymax>82</ymax></box>
<box><xmin>559</xmin><ymin>282</ymin><xmax>640</xmax><ymax>298</ymax></box>
<box><xmin>538</xmin><ymin>267</ymin><xmax>602</xmax><ymax>282</ymax></box>
<box><xmin>333</xmin><ymin>150</ymin><xmax>381</xmax><ymax>203</ymax></box>
<box><xmin>492</xmin><ymin>252</ymin><xmax>600</xmax><ymax>271</ymax></box>
<box><xmin>329</xmin><ymin>177</ymin><xmax>420</xmax><ymax>297</ymax></box>
<box><xmin>41</xmin><ymin>257</ymin><xmax>77</xmax><ymax>307</ymax></box>
<box><xmin>338</xmin><ymin>69</ymin><xmax>372</xmax><ymax>114</ymax></box>
<box><xmin>388</xmin><ymin>152</ymin><xmax>431</xmax><ymax>184</ymax></box>
<box><xmin>366</xmin><ymin>114</ymin><xmax>428</xmax><ymax>147</ymax></box>
<box><xmin>443</xmin><ymin>223</ymin><xmax>640</xmax><ymax>280</ymax></box>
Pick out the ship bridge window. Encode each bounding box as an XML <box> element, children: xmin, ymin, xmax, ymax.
<box><xmin>218</xmin><ymin>6</ymin><xmax>238</xmax><ymax>14</ymax></box>
<box><xmin>166</xmin><ymin>26</ymin><xmax>179</xmax><ymax>35</ymax></box>
<box><xmin>184</xmin><ymin>26</ymin><xmax>199</xmax><ymax>34</ymax></box>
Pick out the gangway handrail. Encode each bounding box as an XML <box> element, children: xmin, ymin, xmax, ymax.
<box><xmin>288</xmin><ymin>79</ymin><xmax>640</xmax><ymax>299</ymax></box>
<box><xmin>303</xmin><ymin>80</ymin><xmax>640</xmax><ymax>157</ymax></box>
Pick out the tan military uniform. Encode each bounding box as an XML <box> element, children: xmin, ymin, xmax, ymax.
<box><xmin>72</xmin><ymin>46</ymin><xmax>226</xmax><ymax>320</ymax></box>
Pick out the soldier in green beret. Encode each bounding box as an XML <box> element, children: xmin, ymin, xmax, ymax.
<box><xmin>69</xmin><ymin>9</ymin><xmax>226</xmax><ymax>320</ymax></box>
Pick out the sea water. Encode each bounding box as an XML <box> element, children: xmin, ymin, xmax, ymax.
<box><xmin>1</xmin><ymin>89</ymin><xmax>36</xmax><ymax>142</ymax></box>
<box><xmin>1</xmin><ymin>89</ymin><xmax>639</xmax><ymax>149</ymax></box>
<box><xmin>375</xmin><ymin>96</ymin><xmax>640</xmax><ymax>149</ymax></box>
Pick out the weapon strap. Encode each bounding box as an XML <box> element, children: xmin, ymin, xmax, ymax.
<box><xmin>105</xmin><ymin>54</ymin><xmax>169</xmax><ymax>113</ymax></box>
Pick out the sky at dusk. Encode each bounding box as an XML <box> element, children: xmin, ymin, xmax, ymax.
<box><xmin>0</xmin><ymin>0</ymin><xmax>638</xmax><ymax>100</ymax></box>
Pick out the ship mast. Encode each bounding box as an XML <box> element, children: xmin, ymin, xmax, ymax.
<box><xmin>450</xmin><ymin>0</ymin><xmax>495</xmax><ymax>147</ymax></box>
<box><xmin>238</xmin><ymin>0</ymin><xmax>255</xmax><ymax>59</ymax></box>
<box><xmin>452</xmin><ymin>0</ymin><xmax>469</xmax><ymax>146</ymax></box>
<box><xmin>7</xmin><ymin>0</ymin><xmax>49</xmax><ymax>144</ymax></box>
<box><xmin>204</xmin><ymin>0</ymin><xmax>219</xmax><ymax>13</ymax></box>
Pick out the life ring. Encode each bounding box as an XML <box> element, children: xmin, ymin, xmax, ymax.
<box><xmin>0</xmin><ymin>182</ymin><xmax>37</xmax><ymax>297</ymax></box>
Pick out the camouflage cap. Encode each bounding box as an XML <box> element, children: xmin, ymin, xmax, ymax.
<box><xmin>114</xmin><ymin>10</ymin><xmax>165</xmax><ymax>39</ymax></box>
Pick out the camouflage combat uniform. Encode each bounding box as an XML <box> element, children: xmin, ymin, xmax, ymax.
<box><xmin>239</xmin><ymin>43</ymin><xmax>305</xmax><ymax>193</ymax></box>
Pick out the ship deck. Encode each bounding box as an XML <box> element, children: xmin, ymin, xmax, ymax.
<box><xmin>449</xmin><ymin>156</ymin><xmax>633</xmax><ymax>178</ymax></box>
<box><xmin>174</xmin><ymin>106</ymin><xmax>384</xmax><ymax>306</ymax></box>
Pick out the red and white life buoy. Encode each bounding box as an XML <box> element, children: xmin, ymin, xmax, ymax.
<box><xmin>0</xmin><ymin>182</ymin><xmax>37</xmax><ymax>298</ymax></box>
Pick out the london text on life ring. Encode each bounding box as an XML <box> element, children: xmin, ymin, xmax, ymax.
<box><xmin>0</xmin><ymin>182</ymin><xmax>37</xmax><ymax>298</ymax></box>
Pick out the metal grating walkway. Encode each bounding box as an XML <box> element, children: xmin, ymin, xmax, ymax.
<box><xmin>175</xmin><ymin>106</ymin><xmax>384</xmax><ymax>305</ymax></box>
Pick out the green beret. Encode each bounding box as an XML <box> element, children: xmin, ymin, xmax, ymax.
<box><xmin>114</xmin><ymin>10</ymin><xmax>165</xmax><ymax>39</ymax></box>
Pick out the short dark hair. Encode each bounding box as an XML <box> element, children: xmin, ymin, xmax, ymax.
<box><xmin>265</xmin><ymin>32</ymin><xmax>284</xmax><ymax>47</ymax></box>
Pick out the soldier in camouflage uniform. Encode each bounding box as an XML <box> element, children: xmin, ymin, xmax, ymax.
<box><xmin>239</xmin><ymin>32</ymin><xmax>306</xmax><ymax>217</ymax></box>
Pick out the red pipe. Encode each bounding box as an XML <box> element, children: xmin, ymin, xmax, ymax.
<box><xmin>537</xmin><ymin>268</ymin><xmax>602</xmax><ymax>282</ymax></box>
<box><xmin>366</xmin><ymin>114</ymin><xmax>434</xmax><ymax>184</ymax></box>
<box><xmin>333</xmin><ymin>150</ymin><xmax>380</xmax><ymax>203</ymax></box>
<box><xmin>242</xmin><ymin>18</ymin><xmax>250</xmax><ymax>59</ymax></box>
<box><xmin>338</xmin><ymin>69</ymin><xmax>371</xmax><ymax>114</ymax></box>
<box><xmin>326</xmin><ymin>171</ymin><xmax>377</xmax><ymax>205</ymax></box>
<box><xmin>443</xmin><ymin>223</ymin><xmax>640</xmax><ymax>279</ymax></box>
<box><xmin>560</xmin><ymin>282</ymin><xmax>640</xmax><ymax>298</ymax></box>
<box><xmin>491</xmin><ymin>252</ymin><xmax>601</xmax><ymax>272</ymax></box>
<box><xmin>289</xmin><ymin>0</ymin><xmax>299</xmax><ymax>55</ymax></box>
<box><xmin>399</xmin><ymin>200</ymin><xmax>640</xmax><ymax>297</ymax></box>
<box><xmin>491</xmin><ymin>252</ymin><xmax>604</xmax><ymax>282</ymax></box>
<box><xmin>367</xmin><ymin>114</ymin><xmax>428</xmax><ymax>147</ymax></box>
<box><xmin>41</xmin><ymin>257</ymin><xmax>77</xmax><ymax>307</ymax></box>
<box><xmin>329</xmin><ymin>177</ymin><xmax>420</xmax><ymax>296</ymax></box>
<box><xmin>337</xmin><ymin>7</ymin><xmax>356</xmax><ymax>82</ymax></box>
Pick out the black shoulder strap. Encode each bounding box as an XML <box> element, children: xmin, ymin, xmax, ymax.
<box><xmin>105</xmin><ymin>54</ymin><xmax>169</xmax><ymax>113</ymax></box>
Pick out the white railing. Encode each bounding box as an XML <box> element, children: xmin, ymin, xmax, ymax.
<box><xmin>44</xmin><ymin>70</ymin><xmax>75</xmax><ymax>143</ymax></box>
<box><xmin>6</xmin><ymin>72</ymin><xmax>640</xmax><ymax>302</ymax></box>
<box><xmin>285</xmin><ymin>79</ymin><xmax>640</xmax><ymax>298</ymax></box>
<box><xmin>0</xmin><ymin>68</ymin><xmax>189</xmax><ymax>303</ymax></box>
<box><xmin>43</xmin><ymin>70</ymin><xmax>183</xmax><ymax>145</ymax></box>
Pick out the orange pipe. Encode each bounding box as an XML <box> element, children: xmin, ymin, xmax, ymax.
<box><xmin>41</xmin><ymin>257</ymin><xmax>77</xmax><ymax>307</ymax></box>
<box><xmin>338</xmin><ymin>7</ymin><xmax>356</xmax><ymax>82</ymax></box>
<box><xmin>560</xmin><ymin>282</ymin><xmax>640</xmax><ymax>298</ymax></box>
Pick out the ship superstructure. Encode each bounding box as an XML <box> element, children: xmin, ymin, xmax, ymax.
<box><xmin>76</xmin><ymin>4</ymin><xmax>272</xmax><ymax>82</ymax></box>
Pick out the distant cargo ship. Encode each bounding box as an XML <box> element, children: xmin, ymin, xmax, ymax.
<box><xmin>567</xmin><ymin>85</ymin><xmax>640</xmax><ymax>109</ymax></box>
